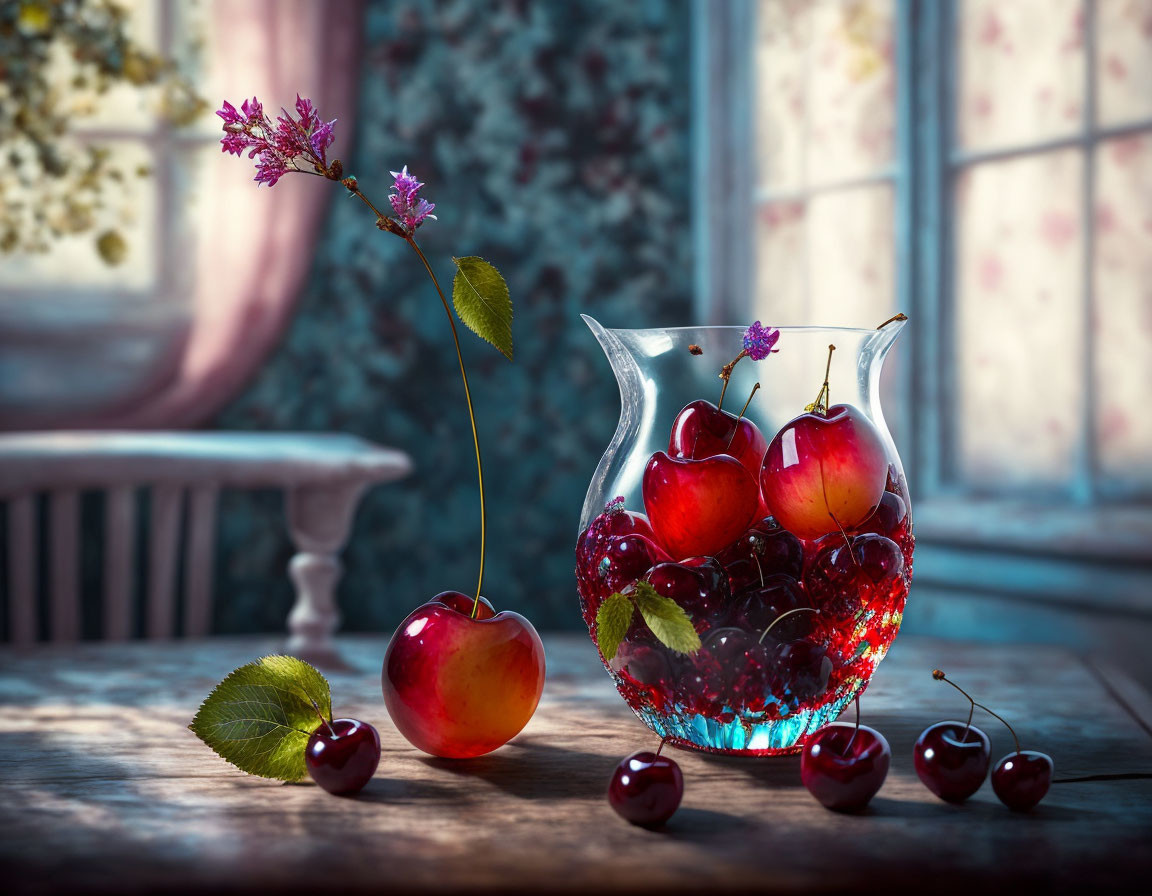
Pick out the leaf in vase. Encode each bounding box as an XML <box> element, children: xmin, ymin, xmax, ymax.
<box><xmin>631</xmin><ymin>581</ymin><xmax>702</xmax><ymax>655</ymax></box>
<box><xmin>596</xmin><ymin>592</ymin><xmax>635</xmax><ymax>662</ymax></box>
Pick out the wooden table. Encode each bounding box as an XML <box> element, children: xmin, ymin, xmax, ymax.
<box><xmin>3</xmin><ymin>635</ymin><xmax>1151</xmax><ymax>894</ymax></box>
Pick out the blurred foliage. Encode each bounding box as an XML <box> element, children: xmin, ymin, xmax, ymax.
<box><xmin>0</xmin><ymin>0</ymin><xmax>206</xmax><ymax>262</ymax></box>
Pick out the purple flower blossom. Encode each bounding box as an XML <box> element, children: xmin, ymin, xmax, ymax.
<box><xmin>743</xmin><ymin>321</ymin><xmax>780</xmax><ymax>360</ymax></box>
<box><xmin>215</xmin><ymin>94</ymin><xmax>337</xmax><ymax>187</ymax></box>
<box><xmin>388</xmin><ymin>166</ymin><xmax>437</xmax><ymax>232</ymax></box>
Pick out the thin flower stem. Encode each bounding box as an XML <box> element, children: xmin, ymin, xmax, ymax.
<box><xmin>405</xmin><ymin>237</ymin><xmax>487</xmax><ymax>615</ymax></box>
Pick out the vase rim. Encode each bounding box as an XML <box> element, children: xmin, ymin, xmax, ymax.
<box><xmin>580</xmin><ymin>314</ymin><xmax>906</xmax><ymax>337</ymax></box>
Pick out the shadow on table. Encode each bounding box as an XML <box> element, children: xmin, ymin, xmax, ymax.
<box><xmin>417</xmin><ymin>737</ymin><xmax>617</xmax><ymax>800</ymax></box>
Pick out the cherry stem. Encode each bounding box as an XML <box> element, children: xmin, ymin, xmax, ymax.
<box><xmin>656</xmin><ymin>736</ymin><xmax>668</xmax><ymax>759</ymax></box>
<box><xmin>717</xmin><ymin>349</ymin><xmax>749</xmax><ymax>410</ymax></box>
<box><xmin>309</xmin><ymin>699</ymin><xmax>335</xmax><ymax>736</ymax></box>
<box><xmin>758</xmin><ymin>607</ymin><xmax>819</xmax><ymax>644</ymax></box>
<box><xmin>876</xmin><ymin>312</ymin><xmax>908</xmax><ymax>330</ymax></box>
<box><xmin>809</xmin><ymin>344</ymin><xmax>835</xmax><ymax>416</ymax></box>
<box><xmin>844</xmin><ymin>695</ymin><xmax>861</xmax><ymax>754</ymax></box>
<box><xmin>726</xmin><ymin>382</ymin><xmax>760</xmax><ymax>452</ymax></box>
<box><xmin>405</xmin><ymin>237</ymin><xmax>488</xmax><ymax>616</ymax></box>
<box><xmin>934</xmin><ymin>670</ymin><xmax>1020</xmax><ymax>753</ymax></box>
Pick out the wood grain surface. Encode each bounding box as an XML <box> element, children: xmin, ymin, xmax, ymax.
<box><xmin>2</xmin><ymin>634</ymin><xmax>1151</xmax><ymax>895</ymax></box>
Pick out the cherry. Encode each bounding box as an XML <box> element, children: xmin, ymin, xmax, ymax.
<box><xmin>768</xmin><ymin>638</ymin><xmax>833</xmax><ymax>707</ymax></box>
<box><xmin>855</xmin><ymin>491</ymin><xmax>908</xmax><ymax>540</ymax></box>
<box><xmin>992</xmin><ymin>751</ymin><xmax>1053</xmax><ymax>812</ymax></box>
<box><xmin>806</xmin><ymin>534</ymin><xmax>904</xmax><ymax>619</ymax></box>
<box><xmin>930</xmin><ymin>670</ymin><xmax>1052</xmax><ymax>812</ymax></box>
<box><xmin>730</xmin><ymin>575</ymin><xmax>812</xmax><ymax>639</ymax></box>
<box><xmin>577</xmin><ymin>504</ymin><xmax>658</xmax><ymax>584</ymax></box>
<box><xmin>642</xmin><ymin>450</ymin><xmax>759</xmax><ymax>560</ymax></box>
<box><xmin>645</xmin><ymin>558</ymin><xmax>730</xmax><ymax>628</ymax></box>
<box><xmin>608</xmin><ymin>745</ymin><xmax>684</xmax><ymax>827</ymax></box>
<box><xmin>914</xmin><ymin>721</ymin><xmax>991</xmax><ymax>803</ymax></box>
<box><xmin>715</xmin><ymin>524</ymin><xmax>803</xmax><ymax>593</ymax></box>
<box><xmin>382</xmin><ymin>590</ymin><xmax>546</xmax><ymax>758</ymax></box>
<box><xmin>305</xmin><ymin>718</ymin><xmax>381</xmax><ymax>795</ymax></box>
<box><xmin>668</xmin><ymin>398</ymin><xmax>768</xmax><ymax>482</ymax></box>
<box><xmin>801</xmin><ymin>700</ymin><xmax>890</xmax><ymax>811</ymax></box>
<box><xmin>609</xmin><ymin>642</ymin><xmax>673</xmax><ymax>690</ymax></box>
<box><xmin>598</xmin><ymin>533</ymin><xmax>669</xmax><ymax>593</ymax></box>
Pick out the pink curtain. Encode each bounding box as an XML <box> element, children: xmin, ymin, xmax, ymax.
<box><xmin>2</xmin><ymin>0</ymin><xmax>363</xmax><ymax>431</ymax></box>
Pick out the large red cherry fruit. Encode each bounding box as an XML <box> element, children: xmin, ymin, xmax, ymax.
<box><xmin>760</xmin><ymin>404</ymin><xmax>888</xmax><ymax>539</ymax></box>
<box><xmin>801</xmin><ymin>720</ymin><xmax>890</xmax><ymax>811</ymax></box>
<box><xmin>643</xmin><ymin>451</ymin><xmax>758</xmax><ymax>559</ymax></box>
<box><xmin>668</xmin><ymin>399</ymin><xmax>768</xmax><ymax>481</ymax></box>
<box><xmin>382</xmin><ymin>591</ymin><xmax>546</xmax><ymax>759</ymax></box>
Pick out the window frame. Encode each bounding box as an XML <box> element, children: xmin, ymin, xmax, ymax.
<box><xmin>692</xmin><ymin>0</ymin><xmax>1152</xmax><ymax>612</ymax></box>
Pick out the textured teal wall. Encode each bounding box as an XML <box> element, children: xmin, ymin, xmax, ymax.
<box><xmin>212</xmin><ymin>0</ymin><xmax>694</xmax><ymax>634</ymax></box>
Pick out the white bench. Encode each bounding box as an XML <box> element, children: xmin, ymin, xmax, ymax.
<box><xmin>0</xmin><ymin>431</ymin><xmax>412</xmax><ymax>662</ymax></box>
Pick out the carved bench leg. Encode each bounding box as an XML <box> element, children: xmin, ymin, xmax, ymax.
<box><xmin>284</xmin><ymin>481</ymin><xmax>365</xmax><ymax>666</ymax></box>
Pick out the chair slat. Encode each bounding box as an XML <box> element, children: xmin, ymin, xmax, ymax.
<box><xmin>49</xmin><ymin>491</ymin><xmax>80</xmax><ymax>642</ymax></box>
<box><xmin>147</xmin><ymin>485</ymin><xmax>182</xmax><ymax>640</ymax></box>
<box><xmin>103</xmin><ymin>487</ymin><xmax>136</xmax><ymax>640</ymax></box>
<box><xmin>182</xmin><ymin>486</ymin><xmax>218</xmax><ymax>637</ymax></box>
<box><xmin>7</xmin><ymin>495</ymin><xmax>38</xmax><ymax>645</ymax></box>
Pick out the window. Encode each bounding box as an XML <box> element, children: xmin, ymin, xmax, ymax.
<box><xmin>695</xmin><ymin>0</ymin><xmax>1152</xmax><ymax>615</ymax></box>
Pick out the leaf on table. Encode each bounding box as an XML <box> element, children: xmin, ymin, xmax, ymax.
<box><xmin>188</xmin><ymin>655</ymin><xmax>332</xmax><ymax>782</ymax></box>
<box><xmin>596</xmin><ymin>592</ymin><xmax>635</xmax><ymax>662</ymax></box>
<box><xmin>632</xmin><ymin>581</ymin><xmax>702</xmax><ymax>655</ymax></box>
<box><xmin>452</xmin><ymin>255</ymin><xmax>513</xmax><ymax>360</ymax></box>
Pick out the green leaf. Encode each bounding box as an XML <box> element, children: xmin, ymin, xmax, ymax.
<box><xmin>596</xmin><ymin>592</ymin><xmax>635</xmax><ymax>662</ymax></box>
<box><xmin>631</xmin><ymin>581</ymin><xmax>702</xmax><ymax>655</ymax></box>
<box><xmin>188</xmin><ymin>655</ymin><xmax>332</xmax><ymax>782</ymax></box>
<box><xmin>452</xmin><ymin>256</ymin><xmax>513</xmax><ymax>360</ymax></box>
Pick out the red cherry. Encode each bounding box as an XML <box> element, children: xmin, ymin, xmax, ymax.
<box><xmin>760</xmin><ymin>404</ymin><xmax>889</xmax><ymax>539</ymax></box>
<box><xmin>801</xmin><ymin>721</ymin><xmax>890</xmax><ymax>811</ymax></box>
<box><xmin>608</xmin><ymin>750</ymin><xmax>683</xmax><ymax>827</ymax></box>
<box><xmin>645</xmin><ymin>559</ymin><xmax>730</xmax><ymax>628</ymax></box>
<box><xmin>304</xmin><ymin>718</ymin><xmax>381</xmax><ymax>795</ymax></box>
<box><xmin>992</xmin><ymin>751</ymin><xmax>1053</xmax><ymax>812</ymax></box>
<box><xmin>643</xmin><ymin>451</ymin><xmax>759</xmax><ymax>560</ymax></box>
<box><xmin>715</xmin><ymin>525</ymin><xmax>804</xmax><ymax>593</ymax></box>
<box><xmin>668</xmin><ymin>399</ymin><xmax>768</xmax><ymax>481</ymax></box>
<box><xmin>382</xmin><ymin>591</ymin><xmax>546</xmax><ymax>758</ymax></box>
<box><xmin>769</xmin><ymin>639</ymin><xmax>833</xmax><ymax>707</ymax></box>
<box><xmin>609</xmin><ymin>642</ymin><xmax>673</xmax><ymax>690</ymax></box>
<box><xmin>598</xmin><ymin>533</ymin><xmax>670</xmax><ymax>593</ymax></box>
<box><xmin>730</xmin><ymin>575</ymin><xmax>813</xmax><ymax>639</ymax></box>
<box><xmin>806</xmin><ymin>534</ymin><xmax>904</xmax><ymax>619</ymax></box>
<box><xmin>855</xmin><ymin>491</ymin><xmax>908</xmax><ymax>540</ymax></box>
<box><xmin>913</xmin><ymin>721</ymin><xmax>991</xmax><ymax>803</ymax></box>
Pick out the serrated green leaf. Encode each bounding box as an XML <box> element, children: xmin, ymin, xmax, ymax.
<box><xmin>188</xmin><ymin>655</ymin><xmax>332</xmax><ymax>782</ymax></box>
<box><xmin>596</xmin><ymin>592</ymin><xmax>635</xmax><ymax>662</ymax></box>
<box><xmin>632</xmin><ymin>581</ymin><xmax>702</xmax><ymax>655</ymax></box>
<box><xmin>452</xmin><ymin>255</ymin><xmax>513</xmax><ymax>360</ymax></box>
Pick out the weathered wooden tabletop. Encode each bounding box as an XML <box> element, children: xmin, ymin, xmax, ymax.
<box><xmin>2</xmin><ymin>634</ymin><xmax>1151</xmax><ymax>895</ymax></box>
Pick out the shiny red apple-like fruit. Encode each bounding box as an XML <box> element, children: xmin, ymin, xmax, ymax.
<box><xmin>668</xmin><ymin>399</ymin><xmax>768</xmax><ymax>481</ymax></box>
<box><xmin>760</xmin><ymin>404</ymin><xmax>889</xmax><ymax>539</ymax></box>
<box><xmin>305</xmin><ymin>718</ymin><xmax>381</xmax><ymax>795</ymax></box>
<box><xmin>801</xmin><ymin>721</ymin><xmax>890</xmax><ymax>811</ymax></box>
<box><xmin>382</xmin><ymin>591</ymin><xmax>546</xmax><ymax>759</ymax></box>
<box><xmin>643</xmin><ymin>451</ymin><xmax>759</xmax><ymax>560</ymax></box>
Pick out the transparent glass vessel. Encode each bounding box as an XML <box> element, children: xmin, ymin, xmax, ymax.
<box><xmin>576</xmin><ymin>317</ymin><xmax>912</xmax><ymax>755</ymax></box>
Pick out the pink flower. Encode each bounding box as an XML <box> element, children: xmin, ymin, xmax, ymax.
<box><xmin>215</xmin><ymin>94</ymin><xmax>336</xmax><ymax>186</ymax></box>
<box><xmin>388</xmin><ymin>166</ymin><xmax>437</xmax><ymax>232</ymax></box>
<box><xmin>742</xmin><ymin>321</ymin><xmax>780</xmax><ymax>360</ymax></box>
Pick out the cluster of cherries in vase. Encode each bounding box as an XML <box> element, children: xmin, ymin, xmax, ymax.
<box><xmin>607</xmin><ymin>670</ymin><xmax>1053</xmax><ymax>827</ymax></box>
<box><xmin>576</xmin><ymin>340</ymin><xmax>914</xmax><ymax>732</ymax></box>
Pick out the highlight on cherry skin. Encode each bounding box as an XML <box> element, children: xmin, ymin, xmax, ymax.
<box><xmin>381</xmin><ymin>590</ymin><xmax>546</xmax><ymax>759</ymax></box>
<box><xmin>608</xmin><ymin>740</ymin><xmax>684</xmax><ymax>828</ymax></box>
<box><xmin>305</xmin><ymin>718</ymin><xmax>382</xmax><ymax>795</ymax></box>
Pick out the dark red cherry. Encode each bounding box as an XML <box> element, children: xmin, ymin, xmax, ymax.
<box><xmin>769</xmin><ymin>639</ymin><xmax>833</xmax><ymax>706</ymax></box>
<box><xmin>598</xmin><ymin>534</ymin><xmax>669</xmax><ymax>593</ymax></box>
<box><xmin>668</xmin><ymin>399</ymin><xmax>768</xmax><ymax>481</ymax></box>
<box><xmin>609</xmin><ymin>642</ymin><xmax>673</xmax><ymax>689</ymax></box>
<box><xmin>305</xmin><ymin>718</ymin><xmax>382</xmax><ymax>795</ymax></box>
<box><xmin>806</xmin><ymin>534</ymin><xmax>903</xmax><ymax>618</ymax></box>
<box><xmin>730</xmin><ymin>574</ymin><xmax>812</xmax><ymax>639</ymax></box>
<box><xmin>760</xmin><ymin>403</ymin><xmax>889</xmax><ymax>539</ymax></box>
<box><xmin>608</xmin><ymin>750</ymin><xmax>684</xmax><ymax>827</ymax></box>
<box><xmin>716</xmin><ymin>526</ymin><xmax>804</xmax><ymax>593</ymax></box>
<box><xmin>856</xmin><ymin>491</ymin><xmax>908</xmax><ymax>539</ymax></box>
<box><xmin>913</xmin><ymin>721</ymin><xmax>991</xmax><ymax>803</ymax></box>
<box><xmin>992</xmin><ymin>751</ymin><xmax>1053</xmax><ymax>812</ymax></box>
<box><xmin>577</xmin><ymin>506</ymin><xmax>658</xmax><ymax>576</ymax></box>
<box><xmin>642</xmin><ymin>451</ymin><xmax>759</xmax><ymax>560</ymax></box>
<box><xmin>646</xmin><ymin>559</ymin><xmax>730</xmax><ymax>627</ymax></box>
<box><xmin>801</xmin><ymin>721</ymin><xmax>890</xmax><ymax>811</ymax></box>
